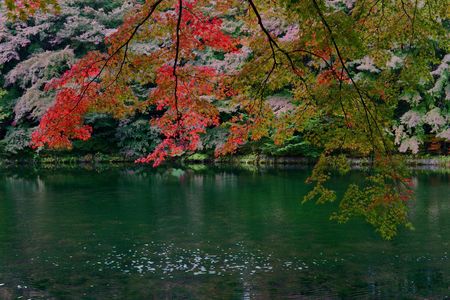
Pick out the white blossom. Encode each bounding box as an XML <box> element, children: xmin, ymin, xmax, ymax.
<box><xmin>325</xmin><ymin>0</ymin><xmax>356</xmax><ymax>10</ymax></box>
<box><xmin>4</xmin><ymin>48</ymin><xmax>76</xmax><ymax>122</ymax></box>
<box><xmin>5</xmin><ymin>48</ymin><xmax>75</xmax><ymax>88</ymax></box>
<box><xmin>356</xmin><ymin>56</ymin><xmax>380</xmax><ymax>73</ymax></box>
<box><xmin>279</xmin><ymin>25</ymin><xmax>299</xmax><ymax>42</ymax></box>
<box><xmin>400</xmin><ymin>92</ymin><xmax>422</xmax><ymax>106</ymax></box>
<box><xmin>399</xmin><ymin>137</ymin><xmax>421</xmax><ymax>154</ymax></box>
<box><xmin>386</xmin><ymin>54</ymin><xmax>404</xmax><ymax>69</ymax></box>
<box><xmin>203</xmin><ymin>46</ymin><xmax>252</xmax><ymax>74</ymax></box>
<box><xmin>424</xmin><ymin>108</ymin><xmax>446</xmax><ymax>132</ymax></box>
<box><xmin>0</xmin><ymin>13</ymin><xmax>50</xmax><ymax>64</ymax></box>
<box><xmin>267</xmin><ymin>96</ymin><xmax>294</xmax><ymax>116</ymax></box>
<box><xmin>393</xmin><ymin>125</ymin><xmax>406</xmax><ymax>145</ymax></box>
<box><xmin>430</xmin><ymin>54</ymin><xmax>449</xmax><ymax>77</ymax></box>
<box><xmin>400</xmin><ymin>110</ymin><xmax>422</xmax><ymax>128</ymax></box>
<box><xmin>437</xmin><ymin>128</ymin><xmax>450</xmax><ymax>141</ymax></box>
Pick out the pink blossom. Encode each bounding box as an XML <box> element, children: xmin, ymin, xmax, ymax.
<box><xmin>386</xmin><ymin>55</ymin><xmax>404</xmax><ymax>69</ymax></box>
<box><xmin>400</xmin><ymin>111</ymin><xmax>422</xmax><ymax>128</ymax></box>
<box><xmin>393</xmin><ymin>125</ymin><xmax>405</xmax><ymax>145</ymax></box>
<box><xmin>356</xmin><ymin>56</ymin><xmax>380</xmax><ymax>73</ymax></box>
<box><xmin>399</xmin><ymin>137</ymin><xmax>421</xmax><ymax>154</ymax></box>
<box><xmin>437</xmin><ymin>128</ymin><xmax>450</xmax><ymax>141</ymax></box>
<box><xmin>279</xmin><ymin>25</ymin><xmax>299</xmax><ymax>42</ymax></box>
<box><xmin>424</xmin><ymin>108</ymin><xmax>446</xmax><ymax>132</ymax></box>
<box><xmin>267</xmin><ymin>96</ymin><xmax>294</xmax><ymax>116</ymax></box>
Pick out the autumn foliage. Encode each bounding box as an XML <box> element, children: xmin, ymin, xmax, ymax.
<box><xmin>4</xmin><ymin>0</ymin><xmax>449</xmax><ymax>238</ymax></box>
<box><xmin>31</xmin><ymin>52</ymin><xmax>105</xmax><ymax>149</ymax></box>
<box><xmin>29</xmin><ymin>0</ymin><xmax>239</xmax><ymax>166</ymax></box>
<box><xmin>3</xmin><ymin>0</ymin><xmax>58</xmax><ymax>19</ymax></box>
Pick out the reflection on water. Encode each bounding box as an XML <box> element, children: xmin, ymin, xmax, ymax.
<box><xmin>0</xmin><ymin>166</ymin><xmax>449</xmax><ymax>299</ymax></box>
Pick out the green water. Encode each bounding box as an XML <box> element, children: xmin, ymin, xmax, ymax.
<box><xmin>0</xmin><ymin>166</ymin><xmax>448</xmax><ymax>299</ymax></box>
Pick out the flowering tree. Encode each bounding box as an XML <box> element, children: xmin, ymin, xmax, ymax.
<box><xmin>4</xmin><ymin>48</ymin><xmax>76</xmax><ymax>123</ymax></box>
<box><xmin>394</xmin><ymin>54</ymin><xmax>449</xmax><ymax>153</ymax></box>
<box><xmin>0</xmin><ymin>0</ymin><xmax>129</xmax><ymax>66</ymax></box>
<box><xmin>0</xmin><ymin>0</ymin><xmax>130</xmax><ymax>155</ymax></box>
<box><xmin>3</xmin><ymin>0</ymin><xmax>449</xmax><ymax>238</ymax></box>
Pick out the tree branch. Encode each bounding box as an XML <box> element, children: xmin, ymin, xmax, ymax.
<box><xmin>311</xmin><ymin>0</ymin><xmax>388</xmax><ymax>155</ymax></box>
<box><xmin>68</xmin><ymin>0</ymin><xmax>165</xmax><ymax>115</ymax></box>
<box><xmin>173</xmin><ymin>0</ymin><xmax>183</xmax><ymax>121</ymax></box>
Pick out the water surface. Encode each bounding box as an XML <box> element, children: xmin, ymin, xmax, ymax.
<box><xmin>0</xmin><ymin>166</ymin><xmax>449</xmax><ymax>299</ymax></box>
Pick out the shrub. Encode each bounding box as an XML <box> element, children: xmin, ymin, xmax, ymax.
<box><xmin>115</xmin><ymin>119</ymin><xmax>161</xmax><ymax>159</ymax></box>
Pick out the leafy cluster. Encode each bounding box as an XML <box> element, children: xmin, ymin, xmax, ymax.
<box><xmin>116</xmin><ymin>118</ymin><xmax>162</xmax><ymax>159</ymax></box>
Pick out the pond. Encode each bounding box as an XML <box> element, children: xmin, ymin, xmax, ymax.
<box><xmin>0</xmin><ymin>166</ymin><xmax>449</xmax><ymax>299</ymax></box>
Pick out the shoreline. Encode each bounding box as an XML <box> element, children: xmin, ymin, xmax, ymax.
<box><xmin>0</xmin><ymin>153</ymin><xmax>449</xmax><ymax>170</ymax></box>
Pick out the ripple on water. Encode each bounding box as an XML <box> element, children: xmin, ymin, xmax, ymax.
<box><xmin>76</xmin><ymin>241</ymin><xmax>319</xmax><ymax>278</ymax></box>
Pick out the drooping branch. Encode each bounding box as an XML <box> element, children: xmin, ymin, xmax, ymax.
<box><xmin>311</xmin><ymin>0</ymin><xmax>388</xmax><ymax>154</ymax></box>
<box><xmin>33</xmin><ymin>0</ymin><xmax>164</xmax><ymax>147</ymax></box>
<box><xmin>66</xmin><ymin>0</ymin><xmax>165</xmax><ymax>116</ymax></box>
<box><xmin>247</xmin><ymin>0</ymin><xmax>313</xmax><ymax>114</ymax></box>
<box><xmin>246</xmin><ymin>0</ymin><xmax>277</xmax><ymax>101</ymax></box>
<box><xmin>400</xmin><ymin>0</ymin><xmax>418</xmax><ymax>46</ymax></box>
<box><xmin>247</xmin><ymin>0</ymin><xmax>306</xmax><ymax>79</ymax></box>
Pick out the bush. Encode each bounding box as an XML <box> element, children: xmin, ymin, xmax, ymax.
<box><xmin>115</xmin><ymin>118</ymin><xmax>161</xmax><ymax>159</ymax></box>
<box><xmin>261</xmin><ymin>135</ymin><xmax>321</xmax><ymax>158</ymax></box>
<box><xmin>0</xmin><ymin>127</ymin><xmax>33</xmax><ymax>156</ymax></box>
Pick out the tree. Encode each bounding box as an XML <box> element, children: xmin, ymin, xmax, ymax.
<box><xmin>0</xmin><ymin>0</ymin><xmax>129</xmax><ymax>153</ymax></box>
<box><xmin>4</xmin><ymin>0</ymin><xmax>449</xmax><ymax>238</ymax></box>
<box><xmin>5</xmin><ymin>48</ymin><xmax>76</xmax><ymax>123</ymax></box>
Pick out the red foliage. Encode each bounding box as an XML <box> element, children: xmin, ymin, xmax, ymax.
<box><xmin>399</xmin><ymin>177</ymin><xmax>414</xmax><ymax>201</ymax></box>
<box><xmin>31</xmin><ymin>52</ymin><xmax>105</xmax><ymax>149</ymax></box>
<box><xmin>214</xmin><ymin>118</ymin><xmax>249</xmax><ymax>157</ymax></box>
<box><xmin>136</xmin><ymin>64</ymin><xmax>225</xmax><ymax>166</ymax></box>
<box><xmin>178</xmin><ymin>1</ymin><xmax>236</xmax><ymax>52</ymax></box>
<box><xmin>317</xmin><ymin>65</ymin><xmax>350</xmax><ymax>85</ymax></box>
<box><xmin>32</xmin><ymin>0</ymin><xmax>237</xmax><ymax>166</ymax></box>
